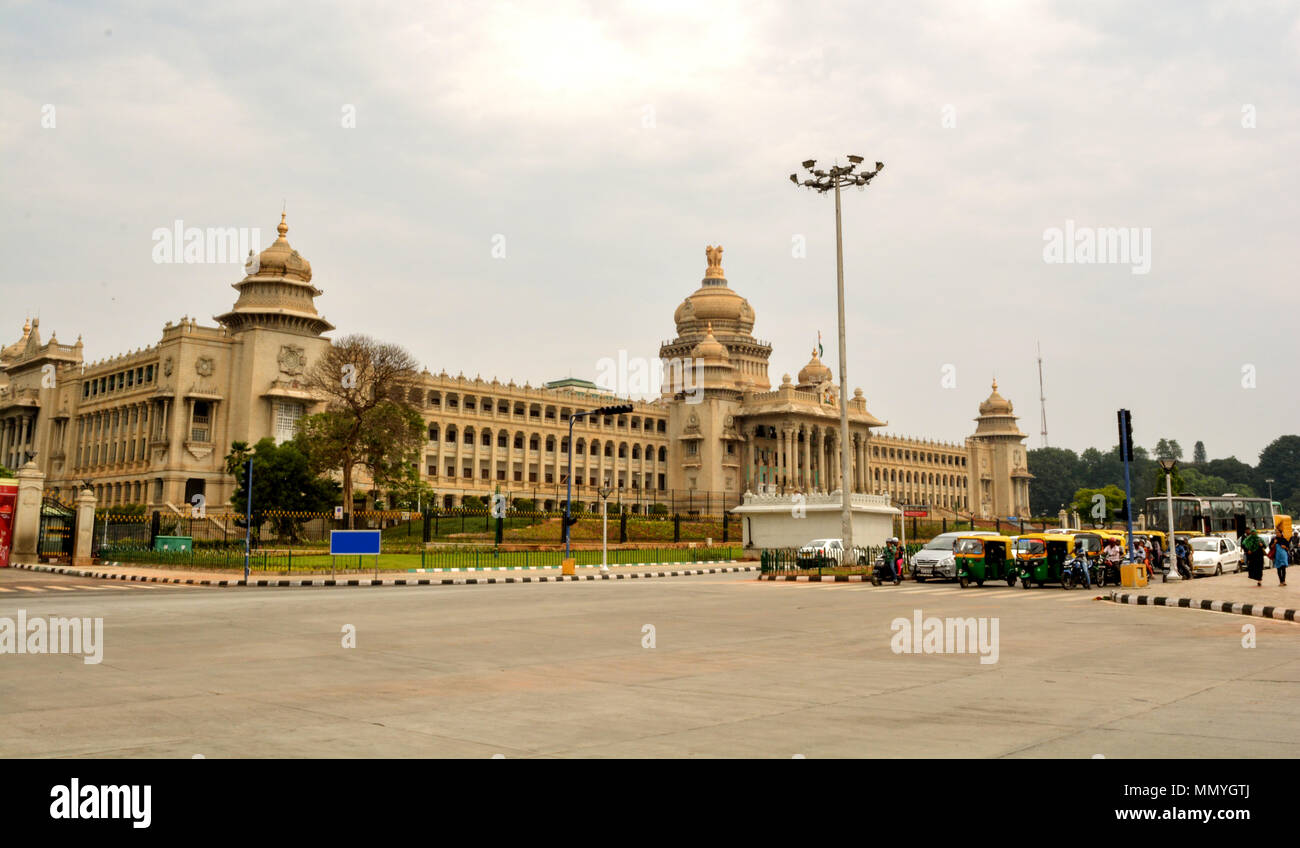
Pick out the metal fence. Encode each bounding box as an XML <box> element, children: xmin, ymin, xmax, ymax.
<box><xmin>758</xmin><ymin>543</ymin><xmax>923</xmax><ymax>575</ymax></box>
<box><xmin>92</xmin><ymin>543</ymin><xmax>743</xmax><ymax>572</ymax></box>
<box><xmin>91</xmin><ymin>507</ymin><xmax>739</xmax><ymax>557</ymax></box>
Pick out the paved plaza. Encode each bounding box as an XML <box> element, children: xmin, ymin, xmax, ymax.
<box><xmin>1</xmin><ymin>568</ymin><xmax>1295</xmax><ymax>758</ymax></box>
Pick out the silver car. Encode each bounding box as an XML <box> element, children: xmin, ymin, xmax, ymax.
<box><xmin>910</xmin><ymin>531</ymin><xmax>999</xmax><ymax>581</ymax></box>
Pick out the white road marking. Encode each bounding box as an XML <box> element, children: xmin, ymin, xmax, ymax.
<box><xmin>43</xmin><ymin>585</ymin><xmax>76</xmax><ymax>591</ymax></box>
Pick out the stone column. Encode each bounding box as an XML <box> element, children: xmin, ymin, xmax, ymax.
<box><xmin>800</xmin><ymin>426</ymin><xmax>810</xmax><ymax>491</ymax></box>
<box><xmin>11</xmin><ymin>461</ymin><xmax>45</xmax><ymax>562</ymax></box>
<box><xmin>73</xmin><ymin>487</ymin><xmax>96</xmax><ymax>566</ymax></box>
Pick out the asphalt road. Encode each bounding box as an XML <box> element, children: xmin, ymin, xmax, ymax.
<box><xmin>0</xmin><ymin>569</ymin><xmax>1295</xmax><ymax>758</ymax></box>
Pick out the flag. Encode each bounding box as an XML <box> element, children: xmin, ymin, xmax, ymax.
<box><xmin>817</xmin><ymin>331</ymin><xmax>823</xmax><ymax>359</ymax></box>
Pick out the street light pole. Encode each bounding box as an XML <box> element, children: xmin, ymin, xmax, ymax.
<box><xmin>1266</xmin><ymin>478</ymin><xmax>1275</xmax><ymax>524</ymax></box>
<box><xmin>791</xmin><ymin>155</ymin><xmax>884</xmax><ymax>557</ymax></box>
<box><xmin>1160</xmin><ymin>458</ymin><xmax>1181</xmax><ymax>581</ymax></box>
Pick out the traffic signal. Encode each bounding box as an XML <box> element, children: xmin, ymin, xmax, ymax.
<box><xmin>592</xmin><ymin>404</ymin><xmax>634</xmax><ymax>416</ymax></box>
<box><xmin>1116</xmin><ymin>409</ymin><xmax>1134</xmax><ymax>462</ymax></box>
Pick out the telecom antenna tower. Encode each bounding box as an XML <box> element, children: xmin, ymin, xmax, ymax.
<box><xmin>1037</xmin><ymin>341</ymin><xmax>1048</xmax><ymax>447</ymax></box>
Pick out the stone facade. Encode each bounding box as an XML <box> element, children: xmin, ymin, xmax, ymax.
<box><xmin>0</xmin><ymin>221</ymin><xmax>1031</xmax><ymax>520</ymax></box>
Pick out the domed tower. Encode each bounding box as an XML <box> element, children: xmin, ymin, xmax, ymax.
<box><xmin>795</xmin><ymin>348</ymin><xmax>833</xmax><ymax>390</ymax></box>
<box><xmin>215</xmin><ymin>213</ymin><xmax>334</xmax><ymax>336</ymax></box>
<box><xmin>215</xmin><ymin>213</ymin><xmax>335</xmax><ymax>456</ymax></box>
<box><xmin>660</xmin><ymin>245</ymin><xmax>771</xmax><ymax>395</ymax></box>
<box><xmin>689</xmin><ymin>323</ymin><xmax>742</xmax><ymax>400</ymax></box>
<box><xmin>967</xmin><ymin>379</ymin><xmax>1032</xmax><ymax>519</ymax></box>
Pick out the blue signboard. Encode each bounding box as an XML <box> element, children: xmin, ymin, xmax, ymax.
<box><xmin>330</xmin><ymin>530</ymin><xmax>381</xmax><ymax>556</ymax></box>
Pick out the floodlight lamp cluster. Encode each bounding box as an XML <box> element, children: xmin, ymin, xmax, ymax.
<box><xmin>789</xmin><ymin>156</ymin><xmax>884</xmax><ymax>192</ymax></box>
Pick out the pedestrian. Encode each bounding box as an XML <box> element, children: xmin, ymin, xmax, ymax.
<box><xmin>1174</xmin><ymin>536</ymin><xmax>1191</xmax><ymax>580</ymax></box>
<box><xmin>1151</xmin><ymin>537</ymin><xmax>1164</xmax><ymax>574</ymax></box>
<box><xmin>1269</xmin><ymin>532</ymin><xmax>1289</xmax><ymax>587</ymax></box>
<box><xmin>1242</xmin><ymin>525</ymin><xmax>1266</xmax><ymax>587</ymax></box>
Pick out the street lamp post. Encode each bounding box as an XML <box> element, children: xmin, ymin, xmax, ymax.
<box><xmin>1159</xmin><ymin>458</ymin><xmax>1181</xmax><ymax>581</ymax></box>
<box><xmin>599</xmin><ymin>478</ymin><xmax>613</xmax><ymax>572</ymax></box>
<box><xmin>1266</xmin><ymin>478</ymin><xmax>1275</xmax><ymax>523</ymax></box>
<box><xmin>790</xmin><ymin>155</ymin><xmax>884</xmax><ymax>556</ymax></box>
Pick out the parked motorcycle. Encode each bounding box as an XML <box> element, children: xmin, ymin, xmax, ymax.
<box><xmin>1061</xmin><ymin>556</ymin><xmax>1093</xmax><ymax>590</ymax></box>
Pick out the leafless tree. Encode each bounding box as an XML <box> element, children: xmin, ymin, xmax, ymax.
<box><xmin>302</xmin><ymin>334</ymin><xmax>420</xmax><ymax>528</ymax></box>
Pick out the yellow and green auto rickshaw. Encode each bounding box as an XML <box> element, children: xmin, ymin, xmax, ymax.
<box><xmin>955</xmin><ymin>535</ymin><xmax>1017</xmax><ymax>588</ymax></box>
<box><xmin>1016</xmin><ymin>532</ymin><xmax>1075</xmax><ymax>588</ymax></box>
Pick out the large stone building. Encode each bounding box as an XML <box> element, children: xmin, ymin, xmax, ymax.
<box><xmin>0</xmin><ymin>217</ymin><xmax>1031</xmax><ymax>520</ymax></box>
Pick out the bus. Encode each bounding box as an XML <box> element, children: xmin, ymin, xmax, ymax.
<box><xmin>1142</xmin><ymin>494</ymin><xmax>1274</xmax><ymax>537</ymax></box>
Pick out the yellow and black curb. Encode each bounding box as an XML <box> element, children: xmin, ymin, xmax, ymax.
<box><xmin>11</xmin><ymin>562</ymin><xmax>758</xmax><ymax>588</ymax></box>
<box><xmin>1106</xmin><ymin>590</ymin><xmax>1299</xmax><ymax>623</ymax></box>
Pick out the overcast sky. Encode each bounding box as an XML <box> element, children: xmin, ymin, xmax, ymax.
<box><xmin>2</xmin><ymin>0</ymin><xmax>1297</xmax><ymax>463</ymax></box>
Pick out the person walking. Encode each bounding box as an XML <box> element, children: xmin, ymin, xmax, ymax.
<box><xmin>1269</xmin><ymin>532</ymin><xmax>1289</xmax><ymax>587</ymax></box>
<box><xmin>1174</xmin><ymin>536</ymin><xmax>1192</xmax><ymax>580</ymax></box>
<box><xmin>1242</xmin><ymin>525</ymin><xmax>1266</xmax><ymax>587</ymax></box>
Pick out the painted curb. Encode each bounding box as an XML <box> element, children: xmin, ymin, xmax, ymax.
<box><xmin>11</xmin><ymin>562</ymin><xmax>758</xmax><ymax>588</ymax></box>
<box><xmin>408</xmin><ymin>560</ymin><xmax>739</xmax><ymax>572</ymax></box>
<box><xmin>760</xmin><ymin>573</ymin><xmax>873</xmax><ymax>582</ymax></box>
<box><xmin>1106</xmin><ymin>591</ymin><xmax>1299</xmax><ymax>623</ymax></box>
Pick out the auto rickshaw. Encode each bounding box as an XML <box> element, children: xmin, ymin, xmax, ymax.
<box><xmin>955</xmin><ymin>535</ymin><xmax>1017</xmax><ymax>588</ymax></box>
<box><xmin>1016</xmin><ymin>532</ymin><xmax>1074</xmax><ymax>588</ymax></box>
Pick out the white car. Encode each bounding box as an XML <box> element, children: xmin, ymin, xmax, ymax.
<box><xmin>797</xmin><ymin>538</ymin><xmax>853</xmax><ymax>566</ymax></box>
<box><xmin>1189</xmin><ymin>536</ymin><xmax>1242</xmax><ymax>577</ymax></box>
<box><xmin>910</xmin><ymin>531</ymin><xmax>1000</xmax><ymax>581</ymax></box>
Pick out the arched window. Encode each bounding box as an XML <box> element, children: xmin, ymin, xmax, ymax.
<box><xmin>445</xmin><ymin>426</ymin><xmax>456</xmax><ymax>443</ymax></box>
<box><xmin>427</xmin><ymin>423</ymin><xmax>438</xmax><ymax>441</ymax></box>
<box><xmin>463</xmin><ymin>427</ymin><xmax>475</xmax><ymax>445</ymax></box>
<box><xmin>658</xmin><ymin>446</ymin><xmax>666</xmax><ymax>462</ymax></box>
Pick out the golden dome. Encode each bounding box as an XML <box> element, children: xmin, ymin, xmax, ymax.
<box><xmin>671</xmin><ymin>245</ymin><xmax>756</xmax><ymax>335</ymax></box>
<box><xmin>691</xmin><ymin>322</ymin><xmax>730</xmax><ymax>362</ymax></box>
<box><xmin>246</xmin><ymin>212</ymin><xmax>312</xmax><ymax>282</ymax></box>
<box><xmin>978</xmin><ymin>379</ymin><xmax>1014</xmax><ymax>415</ymax></box>
<box><xmin>797</xmin><ymin>348</ymin><xmax>832</xmax><ymax>386</ymax></box>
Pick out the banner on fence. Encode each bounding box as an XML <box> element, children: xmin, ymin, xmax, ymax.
<box><xmin>330</xmin><ymin>530</ymin><xmax>381</xmax><ymax>556</ymax></box>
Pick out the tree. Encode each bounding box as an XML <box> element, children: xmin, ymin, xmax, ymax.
<box><xmin>0</xmin><ymin>463</ymin><xmax>12</xmax><ymax>478</ymax></box>
<box><xmin>1027</xmin><ymin>447</ymin><xmax>1081</xmax><ymax>517</ymax></box>
<box><xmin>1070</xmin><ymin>485</ymin><xmax>1127</xmax><ymax>527</ymax></box>
<box><xmin>300</xmin><ymin>334</ymin><xmax>420</xmax><ymax>528</ymax></box>
<box><xmin>224</xmin><ymin>438</ymin><xmax>340</xmax><ymax>542</ymax></box>
<box><xmin>1153</xmin><ymin>439</ymin><xmax>1183</xmax><ymax>462</ymax></box>
<box><xmin>1180</xmin><ymin>467</ymin><xmax>1227</xmax><ymax>496</ymax></box>
<box><xmin>1193</xmin><ymin>441</ymin><xmax>1207</xmax><ymax>464</ymax></box>
<box><xmin>356</xmin><ymin>403</ymin><xmax>425</xmax><ymax>499</ymax></box>
<box><xmin>1257</xmin><ymin>435</ymin><xmax>1300</xmax><ymax>503</ymax></box>
<box><xmin>1202</xmin><ymin>457</ymin><xmax>1259</xmax><ymax>495</ymax></box>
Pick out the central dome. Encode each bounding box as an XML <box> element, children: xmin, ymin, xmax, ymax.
<box><xmin>672</xmin><ymin>245</ymin><xmax>756</xmax><ymax>335</ymax></box>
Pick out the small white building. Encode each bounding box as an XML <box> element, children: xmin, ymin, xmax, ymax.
<box><xmin>731</xmin><ymin>489</ymin><xmax>901</xmax><ymax>550</ymax></box>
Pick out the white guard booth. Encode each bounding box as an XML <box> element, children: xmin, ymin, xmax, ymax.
<box><xmin>731</xmin><ymin>490</ymin><xmax>901</xmax><ymax>550</ymax></box>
